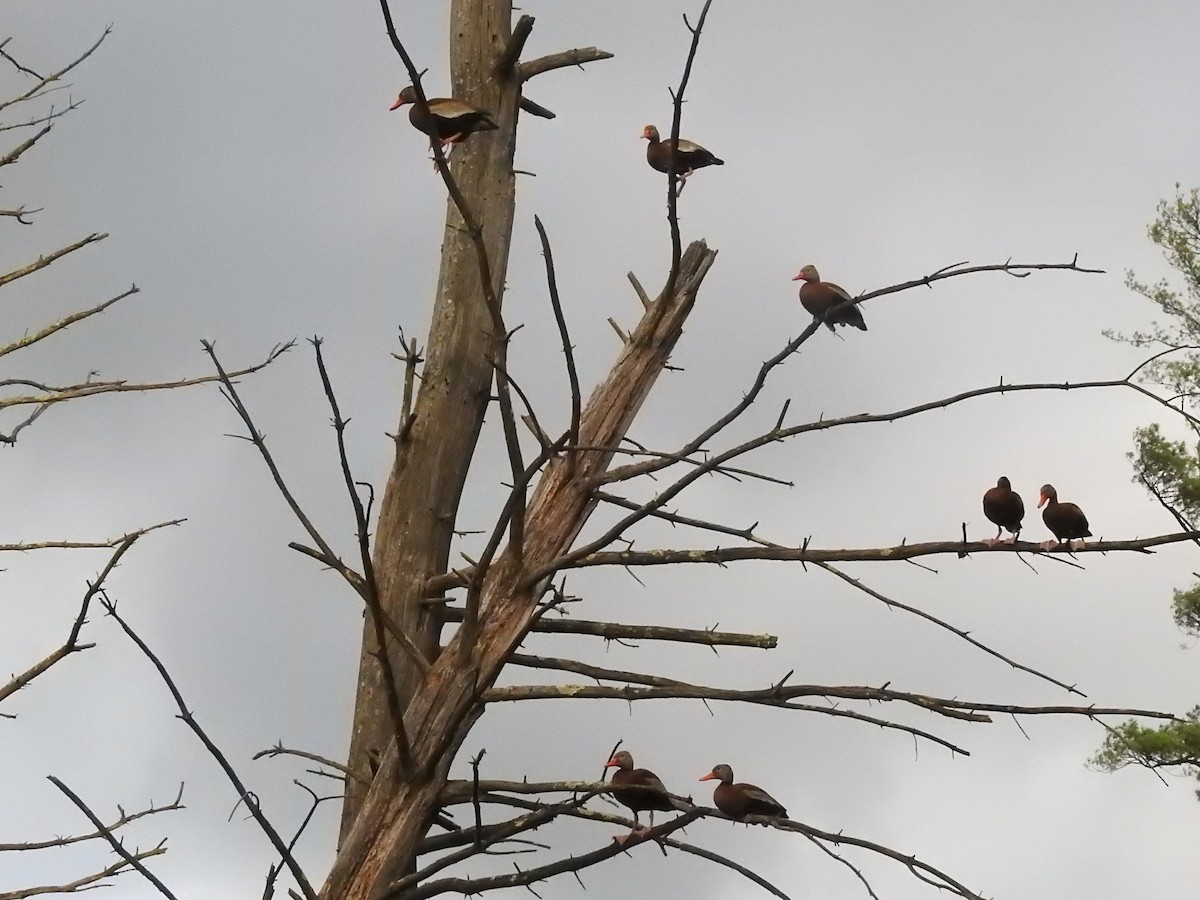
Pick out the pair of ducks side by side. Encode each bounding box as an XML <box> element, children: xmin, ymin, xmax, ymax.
<box><xmin>983</xmin><ymin>477</ymin><xmax>1092</xmax><ymax>549</ymax></box>
<box><xmin>605</xmin><ymin>750</ymin><xmax>787</xmax><ymax>844</ymax></box>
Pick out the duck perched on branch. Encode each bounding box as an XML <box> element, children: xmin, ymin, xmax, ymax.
<box><xmin>793</xmin><ymin>265</ymin><xmax>867</xmax><ymax>332</ymax></box>
<box><xmin>700</xmin><ymin>764</ymin><xmax>787</xmax><ymax>822</ymax></box>
<box><xmin>605</xmin><ymin>750</ymin><xmax>675</xmax><ymax>842</ymax></box>
<box><xmin>1038</xmin><ymin>483</ymin><xmax>1091</xmax><ymax>549</ymax></box>
<box><xmin>982</xmin><ymin>476</ymin><xmax>1024</xmax><ymax>545</ymax></box>
<box><xmin>641</xmin><ymin>124</ymin><xmax>723</xmax><ymax>194</ymax></box>
<box><xmin>390</xmin><ymin>85</ymin><xmax>498</xmax><ymax>163</ymax></box>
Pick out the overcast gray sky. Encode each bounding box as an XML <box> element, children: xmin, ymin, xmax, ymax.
<box><xmin>5</xmin><ymin>2</ymin><xmax>1200</xmax><ymax>898</ymax></box>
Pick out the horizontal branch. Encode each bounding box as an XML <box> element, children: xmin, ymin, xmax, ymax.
<box><xmin>0</xmin><ymin>233</ymin><xmax>106</xmax><ymax>289</ymax></box>
<box><xmin>855</xmin><ymin>256</ymin><xmax>1104</xmax><ymax>305</ymax></box>
<box><xmin>482</xmin><ymin>679</ymin><xmax>995</xmax><ymax>719</ymax></box>
<box><xmin>0</xmin><ymin>519</ymin><xmax>182</xmax><ymax>553</ymax></box>
<box><xmin>387</xmin><ymin>809</ymin><xmax>704</xmax><ymax>900</ymax></box>
<box><xmin>0</xmin><ymin>784</ymin><xmax>184</xmax><ymax>851</ymax></box>
<box><xmin>439</xmin><ymin>604</ymin><xmax>776</xmax><ymax>647</ymax></box>
<box><xmin>543</xmin><ymin>375</ymin><xmax>1168</xmax><ymax>587</ymax></box>
<box><xmin>1</xmin><ymin>344</ymin><xmax>292</xmax><ymax>446</ymax></box>
<box><xmin>484</xmin><ymin>680</ymin><xmax>1174</xmax><ymax>722</ymax></box>
<box><xmin>431</xmin><ymin>788</ymin><xmax>791</xmax><ymax>900</ymax></box>
<box><xmin>422</xmin><ymin>786</ymin><xmax>983</xmax><ymax>900</ymax></box>
<box><xmin>561</xmin><ymin>531</ymin><xmax>1200</xmax><ymax>572</ymax></box>
<box><xmin>0</xmin><ymin>846</ymin><xmax>167</xmax><ymax>900</ymax></box>
<box><xmin>0</xmin><ymin>284</ymin><xmax>138</xmax><ymax>361</ymax></box>
<box><xmin>509</xmin><ymin>652</ymin><xmax>699</xmax><ymax>687</ymax></box>
<box><xmin>519</xmin><ymin>47</ymin><xmax>613</xmax><ymax>80</ymax></box>
<box><xmin>253</xmin><ymin>742</ymin><xmax>368</xmax><ymax>784</ymax></box>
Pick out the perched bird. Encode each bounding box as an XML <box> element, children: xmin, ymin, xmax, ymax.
<box><xmin>605</xmin><ymin>750</ymin><xmax>675</xmax><ymax>842</ymax></box>
<box><xmin>641</xmin><ymin>125</ymin><xmax>724</xmax><ymax>194</ymax></box>
<box><xmin>390</xmin><ymin>85</ymin><xmax>498</xmax><ymax>164</ymax></box>
<box><xmin>1037</xmin><ymin>483</ymin><xmax>1092</xmax><ymax>549</ymax></box>
<box><xmin>982</xmin><ymin>476</ymin><xmax>1024</xmax><ymax>546</ymax></box>
<box><xmin>792</xmin><ymin>265</ymin><xmax>868</xmax><ymax>332</ymax></box>
<box><xmin>699</xmin><ymin>764</ymin><xmax>787</xmax><ymax>822</ymax></box>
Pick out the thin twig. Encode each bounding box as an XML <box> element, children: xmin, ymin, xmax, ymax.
<box><xmin>533</xmin><ymin>215</ymin><xmax>581</xmax><ymax>475</ymax></box>
<box><xmin>311</xmin><ymin>338</ymin><xmax>413</xmax><ymax>768</ymax></box>
<box><xmin>100</xmin><ymin>597</ymin><xmax>317</xmax><ymax>900</ymax></box>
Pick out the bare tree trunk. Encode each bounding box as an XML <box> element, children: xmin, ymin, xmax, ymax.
<box><xmin>339</xmin><ymin>0</ymin><xmax>519</xmax><ymax>844</ymax></box>
<box><xmin>324</xmin><ymin>237</ymin><xmax>717</xmax><ymax>896</ymax></box>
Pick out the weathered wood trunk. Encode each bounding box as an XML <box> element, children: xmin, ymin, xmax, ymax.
<box><xmin>324</xmin><ymin>240</ymin><xmax>716</xmax><ymax>898</ymax></box>
<box><xmin>339</xmin><ymin>0</ymin><xmax>519</xmax><ymax>845</ymax></box>
<box><xmin>329</xmin><ymin>2</ymin><xmax>718</xmax><ymax>896</ymax></box>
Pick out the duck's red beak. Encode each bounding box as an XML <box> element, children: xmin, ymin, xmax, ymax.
<box><xmin>389</xmin><ymin>96</ymin><xmax>407</xmax><ymax>111</ymax></box>
<box><xmin>698</xmin><ymin>772</ymin><xmax>717</xmax><ymax>782</ymax></box>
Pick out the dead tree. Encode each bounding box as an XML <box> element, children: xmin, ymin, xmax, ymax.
<box><xmin>7</xmin><ymin>5</ymin><xmax>1198</xmax><ymax>900</ymax></box>
<box><xmin>312</xmin><ymin>2</ymin><xmax>1192</xmax><ymax>898</ymax></box>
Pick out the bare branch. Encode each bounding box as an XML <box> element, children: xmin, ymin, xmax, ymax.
<box><xmin>596</xmin><ymin>489</ymin><xmax>782</xmax><ymax>546</ymax></box>
<box><xmin>0</xmin><ymin>204</ymin><xmax>40</xmax><ymax>224</ymax></box>
<box><xmin>386</xmin><ymin>788</ymin><xmax>610</xmax><ymax>898</ymax></box>
<box><xmin>0</xmin><ymin>845</ymin><xmax>167</xmax><ymax>899</ymax></box>
<box><xmin>311</xmin><ymin>338</ymin><xmax>413</xmax><ymax>768</ymax></box>
<box><xmin>484</xmin><ymin>679</ymin><xmax>1174</xmax><ymax>727</ymax></box>
<box><xmin>264</xmin><ymin>783</ymin><xmax>341</xmax><ymax>900</ymax></box>
<box><xmin>0</xmin><ymin>27</ymin><xmax>110</xmax><ymax>115</ymax></box>
<box><xmin>101</xmin><ymin>597</ymin><xmax>318</xmax><ymax>900</ymax></box>
<box><xmin>0</xmin><ymin>784</ymin><xmax>183</xmax><ymax>851</ymax></box>
<box><xmin>517</xmin><ymin>96</ymin><xmax>555</xmax><ymax>120</ymax></box>
<box><xmin>0</xmin><ymin>529</ymin><xmax>164</xmax><ymax>707</ymax></box>
<box><xmin>533</xmin><ymin>215</ymin><xmax>581</xmax><ymax>475</ymax></box>
<box><xmin>0</xmin><ymin>232</ymin><xmax>105</xmax><ymax>288</ymax></box>
<box><xmin>557</xmin><ymin>530</ymin><xmax>1200</xmax><ymax>573</ymax></box>
<box><xmin>47</xmin><ymin>776</ymin><xmax>179</xmax><ymax>900</ymax></box>
<box><xmin>814</xmin><ymin>561</ymin><xmax>1084</xmax><ymax>695</ymax></box>
<box><xmin>0</xmin><ymin>519</ymin><xmax>181</xmax><ymax>553</ymax></box>
<box><xmin>0</xmin><ymin>40</ymin><xmax>42</xmax><ymax>79</ymax></box>
<box><xmin>664</xmin><ymin>838</ymin><xmax>793</xmax><ymax>900</ymax></box>
<box><xmin>254</xmin><ymin>742</ymin><xmax>369</xmax><ymax>785</ymax></box>
<box><xmin>602</xmin><ymin>259</ymin><xmax>1106</xmax><ymax>487</ymax></box>
<box><xmin>385</xmin><ymin>810</ymin><xmax>705</xmax><ymax>900</ymax></box>
<box><xmin>202</xmin><ymin>341</ymin><xmax>367</xmax><ymax>602</ymax></box>
<box><xmin>518</xmin><ymin>48</ymin><xmax>614</xmax><ymax>81</ymax></box>
<box><xmin>663</xmin><ymin>0</ymin><xmax>714</xmax><ymax>303</ymax></box>
<box><xmin>0</xmin><ymin>284</ymin><xmax>138</xmax><ymax>360</ymax></box>
<box><xmin>497</xmin><ymin>15</ymin><xmax>535</xmax><ymax>77</ymax></box>
<box><xmin>509</xmin><ymin>652</ymin><xmax>697</xmax><ymax>688</ymax></box>
<box><xmin>0</xmin><ymin>123</ymin><xmax>53</xmax><ymax>168</ymax></box>
<box><xmin>439</xmin><ymin>605</ymin><xmax>776</xmax><ymax>648</ymax></box>
<box><xmin>0</xmin><ymin>342</ymin><xmax>292</xmax><ymax>445</ymax></box>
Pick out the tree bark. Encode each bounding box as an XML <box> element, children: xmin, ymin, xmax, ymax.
<box><xmin>339</xmin><ymin>0</ymin><xmax>520</xmax><ymax>845</ymax></box>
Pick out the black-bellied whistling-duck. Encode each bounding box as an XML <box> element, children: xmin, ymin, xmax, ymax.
<box><xmin>793</xmin><ymin>265</ymin><xmax>867</xmax><ymax>332</ymax></box>
<box><xmin>641</xmin><ymin>125</ymin><xmax>723</xmax><ymax>194</ymax></box>
<box><xmin>699</xmin><ymin>764</ymin><xmax>787</xmax><ymax>822</ymax></box>
<box><xmin>390</xmin><ymin>85</ymin><xmax>498</xmax><ymax>165</ymax></box>
<box><xmin>605</xmin><ymin>750</ymin><xmax>675</xmax><ymax>842</ymax></box>
<box><xmin>1037</xmin><ymin>483</ymin><xmax>1092</xmax><ymax>550</ymax></box>
<box><xmin>982</xmin><ymin>476</ymin><xmax>1024</xmax><ymax>546</ymax></box>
